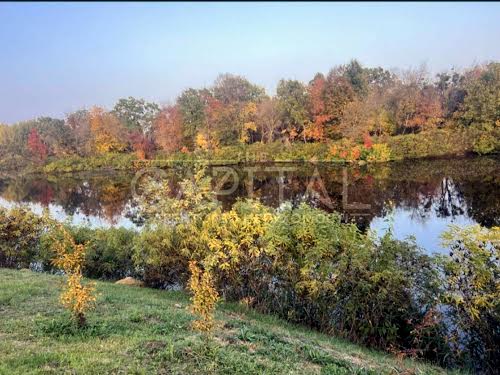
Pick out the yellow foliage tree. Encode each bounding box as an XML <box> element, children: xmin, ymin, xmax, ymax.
<box><xmin>239</xmin><ymin>102</ymin><xmax>258</xmax><ymax>144</ymax></box>
<box><xmin>89</xmin><ymin>107</ymin><xmax>128</xmax><ymax>154</ymax></box>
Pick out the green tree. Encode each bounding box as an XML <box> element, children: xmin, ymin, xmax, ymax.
<box><xmin>210</xmin><ymin>74</ymin><xmax>266</xmax><ymax>145</ymax></box>
<box><xmin>458</xmin><ymin>63</ymin><xmax>500</xmax><ymax>129</ymax></box>
<box><xmin>343</xmin><ymin>59</ymin><xmax>368</xmax><ymax>97</ymax></box>
<box><xmin>112</xmin><ymin>97</ymin><xmax>160</xmax><ymax>134</ymax></box>
<box><xmin>212</xmin><ymin>73</ymin><xmax>265</xmax><ymax>105</ymax></box>
<box><xmin>177</xmin><ymin>88</ymin><xmax>211</xmax><ymax>149</ymax></box>
<box><xmin>276</xmin><ymin>79</ymin><xmax>311</xmax><ymax>141</ymax></box>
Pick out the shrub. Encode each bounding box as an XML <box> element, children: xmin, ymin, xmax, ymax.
<box><xmin>40</xmin><ymin>226</ymin><xmax>137</xmax><ymax>280</ymax></box>
<box><xmin>263</xmin><ymin>203</ymin><xmax>443</xmax><ymax>354</ymax></box>
<box><xmin>472</xmin><ymin>133</ymin><xmax>498</xmax><ymax>155</ymax></box>
<box><xmin>188</xmin><ymin>261</ymin><xmax>219</xmax><ymax>332</ymax></box>
<box><xmin>384</xmin><ymin>127</ymin><xmax>499</xmax><ymax>160</ymax></box>
<box><xmin>0</xmin><ymin>207</ymin><xmax>47</xmax><ymax>268</ymax></box>
<box><xmin>366</xmin><ymin>143</ymin><xmax>391</xmax><ymax>162</ymax></box>
<box><xmin>199</xmin><ymin>199</ymin><xmax>274</xmax><ymax>300</ymax></box>
<box><xmin>49</xmin><ymin>223</ymin><xmax>96</xmax><ymax>328</ymax></box>
<box><xmin>439</xmin><ymin>225</ymin><xmax>500</xmax><ymax>371</ymax></box>
<box><xmin>43</xmin><ymin>153</ymin><xmax>137</xmax><ymax>173</ymax></box>
<box><xmin>132</xmin><ymin>225</ymin><xmax>189</xmax><ymax>288</ymax></box>
<box><xmin>80</xmin><ymin>227</ymin><xmax>136</xmax><ymax>280</ymax></box>
<box><xmin>329</xmin><ymin>140</ymin><xmax>390</xmax><ymax>162</ymax></box>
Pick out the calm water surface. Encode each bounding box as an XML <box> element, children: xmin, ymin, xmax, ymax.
<box><xmin>1</xmin><ymin>156</ymin><xmax>498</xmax><ymax>254</ymax></box>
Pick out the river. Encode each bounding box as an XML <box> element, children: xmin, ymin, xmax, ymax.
<box><xmin>1</xmin><ymin>155</ymin><xmax>498</xmax><ymax>254</ymax></box>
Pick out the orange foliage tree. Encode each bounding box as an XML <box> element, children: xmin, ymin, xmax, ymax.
<box><xmin>153</xmin><ymin>105</ymin><xmax>183</xmax><ymax>154</ymax></box>
<box><xmin>306</xmin><ymin>73</ymin><xmax>329</xmax><ymax>141</ymax></box>
<box><xmin>195</xmin><ymin>96</ymin><xmax>222</xmax><ymax>150</ymax></box>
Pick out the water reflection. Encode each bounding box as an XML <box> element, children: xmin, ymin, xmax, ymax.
<box><xmin>0</xmin><ymin>156</ymin><xmax>498</xmax><ymax>253</ymax></box>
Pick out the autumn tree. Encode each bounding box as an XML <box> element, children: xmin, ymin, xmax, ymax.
<box><xmin>196</xmin><ymin>96</ymin><xmax>222</xmax><ymax>150</ymax></box>
<box><xmin>343</xmin><ymin>59</ymin><xmax>369</xmax><ymax>97</ymax></box>
<box><xmin>365</xmin><ymin>66</ymin><xmax>396</xmax><ymax>92</ymax></box>
<box><xmin>27</xmin><ymin>128</ymin><xmax>48</xmax><ymax>162</ymax></box>
<box><xmin>339</xmin><ymin>80</ymin><xmax>397</xmax><ymax>139</ymax></box>
<box><xmin>212</xmin><ymin>73</ymin><xmax>265</xmax><ymax>104</ymax></box>
<box><xmin>17</xmin><ymin>118</ymin><xmax>74</xmax><ymax>158</ymax></box>
<box><xmin>66</xmin><ymin>109</ymin><xmax>92</xmax><ymax>156</ymax></box>
<box><xmin>385</xmin><ymin>66</ymin><xmax>444</xmax><ymax>133</ymax></box>
<box><xmin>153</xmin><ymin>105</ymin><xmax>183</xmax><ymax>154</ymax></box>
<box><xmin>238</xmin><ymin>102</ymin><xmax>259</xmax><ymax>144</ymax></box>
<box><xmin>338</xmin><ymin>99</ymin><xmax>371</xmax><ymax>141</ymax></box>
<box><xmin>255</xmin><ymin>98</ymin><xmax>282</xmax><ymax>143</ymax></box>
<box><xmin>435</xmin><ymin>71</ymin><xmax>466</xmax><ymax>122</ymax></box>
<box><xmin>0</xmin><ymin>123</ymin><xmax>14</xmax><ymax>159</ymax></box>
<box><xmin>306</xmin><ymin>73</ymin><xmax>328</xmax><ymax>141</ymax></box>
<box><xmin>323</xmin><ymin>67</ymin><xmax>356</xmax><ymax>138</ymax></box>
<box><xmin>129</xmin><ymin>132</ymin><xmax>155</xmax><ymax>160</ymax></box>
<box><xmin>34</xmin><ymin>117</ymin><xmax>75</xmax><ymax>157</ymax></box>
<box><xmin>89</xmin><ymin>107</ymin><xmax>128</xmax><ymax>154</ymax></box>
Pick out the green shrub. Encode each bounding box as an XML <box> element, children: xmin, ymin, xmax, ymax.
<box><xmin>0</xmin><ymin>207</ymin><xmax>47</xmax><ymax>268</ymax></box>
<box><xmin>43</xmin><ymin>153</ymin><xmax>138</xmax><ymax>173</ymax></box>
<box><xmin>132</xmin><ymin>225</ymin><xmax>189</xmax><ymax>288</ymax></box>
<box><xmin>82</xmin><ymin>227</ymin><xmax>137</xmax><ymax>280</ymax></box>
<box><xmin>439</xmin><ymin>225</ymin><xmax>500</xmax><ymax>371</ymax></box>
<box><xmin>472</xmin><ymin>133</ymin><xmax>498</xmax><ymax>155</ymax></box>
<box><xmin>263</xmin><ymin>204</ymin><xmax>445</xmax><ymax>355</ymax></box>
<box><xmin>384</xmin><ymin>127</ymin><xmax>499</xmax><ymax>160</ymax></box>
<box><xmin>40</xmin><ymin>225</ymin><xmax>137</xmax><ymax>280</ymax></box>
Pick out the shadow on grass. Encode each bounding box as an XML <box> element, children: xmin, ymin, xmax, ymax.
<box><xmin>35</xmin><ymin>315</ymin><xmax>125</xmax><ymax>340</ymax></box>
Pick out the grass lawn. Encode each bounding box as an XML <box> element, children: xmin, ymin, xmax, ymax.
<box><xmin>0</xmin><ymin>269</ymin><xmax>461</xmax><ymax>374</ymax></box>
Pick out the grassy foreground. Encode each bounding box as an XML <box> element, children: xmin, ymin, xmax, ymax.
<box><xmin>0</xmin><ymin>269</ymin><xmax>459</xmax><ymax>375</ymax></box>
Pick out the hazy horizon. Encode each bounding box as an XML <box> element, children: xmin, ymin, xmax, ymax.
<box><xmin>1</xmin><ymin>2</ymin><xmax>500</xmax><ymax>124</ymax></box>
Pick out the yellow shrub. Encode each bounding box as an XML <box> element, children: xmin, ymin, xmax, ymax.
<box><xmin>50</xmin><ymin>224</ymin><xmax>95</xmax><ymax>327</ymax></box>
<box><xmin>366</xmin><ymin>143</ymin><xmax>391</xmax><ymax>162</ymax></box>
<box><xmin>184</xmin><ymin>200</ymin><xmax>273</xmax><ymax>332</ymax></box>
<box><xmin>188</xmin><ymin>261</ymin><xmax>219</xmax><ymax>332</ymax></box>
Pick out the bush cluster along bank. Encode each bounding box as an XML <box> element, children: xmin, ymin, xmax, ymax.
<box><xmin>1</xmin><ymin>166</ymin><xmax>498</xmax><ymax>373</ymax></box>
<box><xmin>24</xmin><ymin>127</ymin><xmax>500</xmax><ymax>174</ymax></box>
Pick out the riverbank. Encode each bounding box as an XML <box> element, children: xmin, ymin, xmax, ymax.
<box><xmin>0</xmin><ymin>128</ymin><xmax>498</xmax><ymax>175</ymax></box>
<box><xmin>0</xmin><ymin>268</ymin><xmax>459</xmax><ymax>375</ymax></box>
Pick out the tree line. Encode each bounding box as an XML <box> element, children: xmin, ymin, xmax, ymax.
<box><xmin>1</xmin><ymin>60</ymin><xmax>499</xmax><ymax>163</ymax></box>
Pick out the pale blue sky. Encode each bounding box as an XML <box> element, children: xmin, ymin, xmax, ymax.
<box><xmin>1</xmin><ymin>2</ymin><xmax>499</xmax><ymax>123</ymax></box>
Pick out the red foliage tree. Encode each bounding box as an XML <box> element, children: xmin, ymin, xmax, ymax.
<box><xmin>27</xmin><ymin>128</ymin><xmax>48</xmax><ymax>162</ymax></box>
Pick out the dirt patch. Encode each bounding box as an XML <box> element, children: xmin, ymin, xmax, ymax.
<box><xmin>143</xmin><ymin>340</ymin><xmax>167</xmax><ymax>354</ymax></box>
<box><xmin>115</xmin><ymin>277</ymin><xmax>144</xmax><ymax>287</ymax></box>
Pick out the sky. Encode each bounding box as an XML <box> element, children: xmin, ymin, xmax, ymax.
<box><xmin>1</xmin><ymin>2</ymin><xmax>499</xmax><ymax>124</ymax></box>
